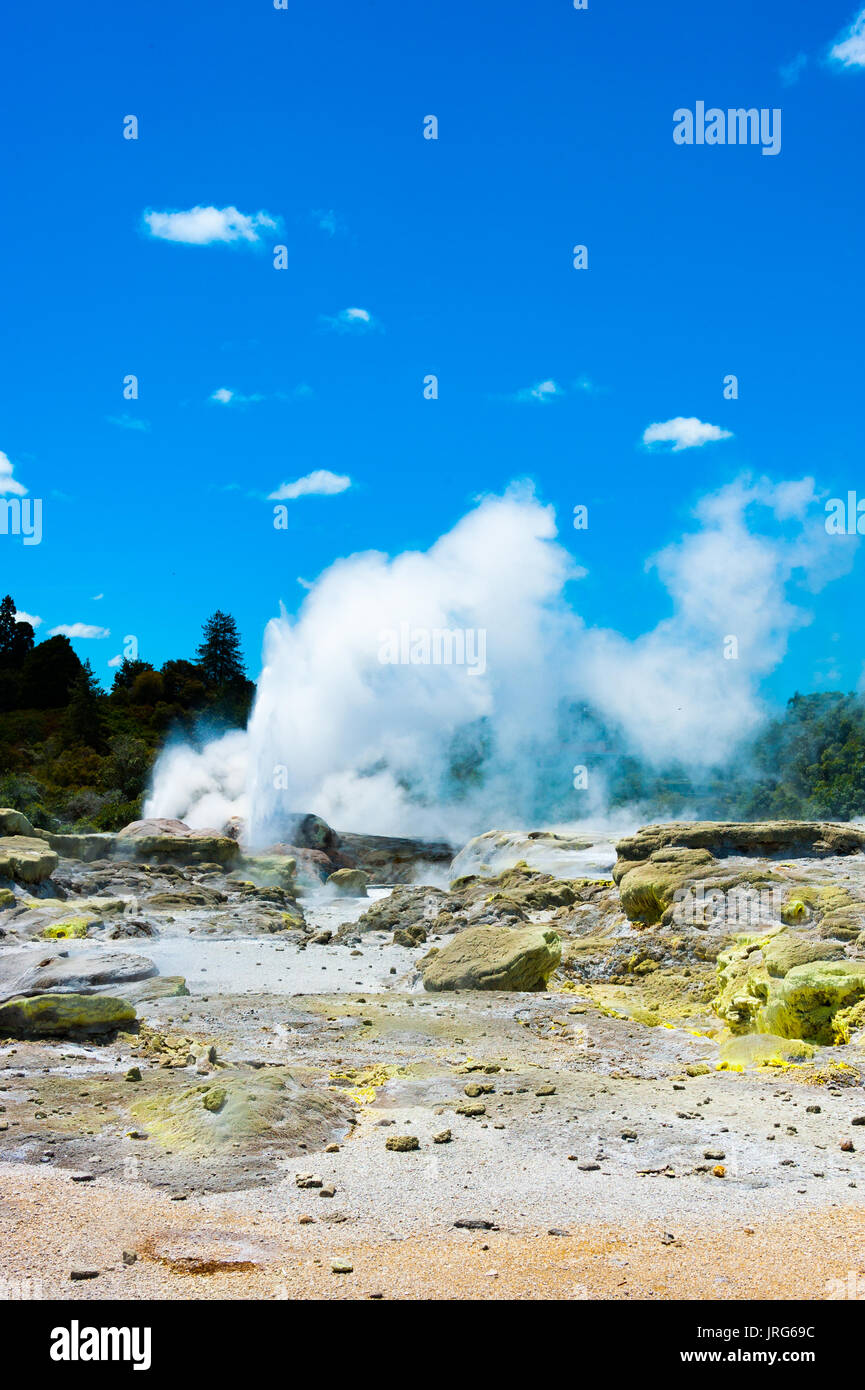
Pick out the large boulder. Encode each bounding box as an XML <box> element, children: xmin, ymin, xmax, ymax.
<box><xmin>419</xmin><ymin>924</ymin><xmax>561</xmax><ymax>992</ymax></box>
<box><xmin>336</xmin><ymin>830</ymin><xmax>454</xmax><ymax>883</ymax></box>
<box><xmin>115</xmin><ymin>818</ymin><xmax>240</xmax><ymax>867</ymax></box>
<box><xmin>0</xmin><ymin>835</ymin><xmax>58</xmax><ymax>884</ymax></box>
<box><xmin>0</xmin><ymin>948</ymin><xmax>157</xmax><ymax>1003</ymax></box>
<box><xmin>326</xmin><ymin>868</ymin><xmax>369</xmax><ymax>897</ymax></box>
<box><xmin>0</xmin><ymin>992</ymin><xmax>136</xmax><ymax>1036</ymax></box>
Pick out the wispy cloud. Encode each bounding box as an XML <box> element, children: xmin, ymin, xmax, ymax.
<box><xmin>0</xmin><ymin>450</ymin><xmax>27</xmax><ymax>496</ymax></box>
<box><xmin>107</xmin><ymin>654</ymin><xmax>123</xmax><ymax>668</ymax></box>
<box><xmin>268</xmin><ymin>470</ymin><xmax>352</xmax><ymax>501</ymax></box>
<box><xmin>107</xmin><ymin>414</ymin><xmax>150</xmax><ymax>432</ymax></box>
<box><xmin>780</xmin><ymin>52</ymin><xmax>808</xmax><ymax>84</ymax></box>
<box><xmin>320</xmin><ymin>306</ymin><xmax>377</xmax><ymax>333</ymax></box>
<box><xmin>642</xmin><ymin>417</ymin><xmax>733</xmax><ymax>452</ymax></box>
<box><xmin>14</xmin><ymin>609</ymin><xmax>42</xmax><ymax>628</ymax></box>
<box><xmin>829</xmin><ymin>8</ymin><xmax>865</xmax><ymax>67</ymax></box>
<box><xmin>143</xmin><ymin>205</ymin><xmax>278</xmax><ymax>246</ymax></box>
<box><xmin>210</xmin><ymin>387</ymin><xmax>264</xmax><ymax>407</ymax></box>
<box><xmin>92</xmin><ymin>593</ymin><xmax>104</xmax><ymax>601</ymax></box>
<box><xmin>513</xmin><ymin>379</ymin><xmax>563</xmax><ymax>403</ymax></box>
<box><xmin>48</xmin><ymin>622</ymin><xmax>110</xmax><ymax>639</ymax></box>
<box><xmin>311</xmin><ymin>208</ymin><xmax>343</xmax><ymax>237</ymax></box>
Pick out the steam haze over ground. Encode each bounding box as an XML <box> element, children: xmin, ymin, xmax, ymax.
<box><xmin>145</xmin><ymin>478</ymin><xmax>854</xmax><ymax>845</ymax></box>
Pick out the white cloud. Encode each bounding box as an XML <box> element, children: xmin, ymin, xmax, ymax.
<box><xmin>642</xmin><ymin>417</ymin><xmax>733</xmax><ymax>451</ymax></box>
<box><xmin>93</xmin><ymin>593</ymin><xmax>104</xmax><ymax>601</ymax></box>
<box><xmin>210</xmin><ymin>387</ymin><xmax>264</xmax><ymax>406</ymax></box>
<box><xmin>14</xmin><ymin>609</ymin><xmax>41</xmax><ymax>628</ymax></box>
<box><xmin>143</xmin><ymin>205</ymin><xmax>278</xmax><ymax>246</ymax></box>
<box><xmin>514</xmin><ymin>379</ymin><xmax>563</xmax><ymax>403</ymax></box>
<box><xmin>48</xmin><ymin>623</ymin><xmax>110</xmax><ymax>639</ymax></box>
<box><xmin>0</xmin><ymin>450</ymin><xmax>27</xmax><ymax>496</ymax></box>
<box><xmin>107</xmin><ymin>654</ymin><xmax>123</xmax><ymax>668</ymax></box>
<box><xmin>321</xmin><ymin>307</ymin><xmax>376</xmax><ymax>332</ymax></box>
<box><xmin>829</xmin><ymin>8</ymin><xmax>865</xmax><ymax>66</ymax></box>
<box><xmin>268</xmin><ymin>470</ymin><xmax>352</xmax><ymax>501</ymax></box>
<box><xmin>107</xmin><ymin>415</ymin><xmax>150</xmax><ymax>432</ymax></box>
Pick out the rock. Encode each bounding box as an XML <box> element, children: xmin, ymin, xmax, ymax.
<box><xmin>131</xmin><ymin>1070</ymin><xmax>352</xmax><ymax>1156</ymax></box>
<box><xmin>326</xmin><ymin>868</ymin><xmax>369</xmax><ymax>898</ymax></box>
<box><xmin>419</xmin><ymin>924</ymin><xmax>561</xmax><ymax>992</ymax></box>
<box><xmin>393</xmin><ymin>924</ymin><xmax>427</xmax><ymax>947</ymax></box>
<box><xmin>336</xmin><ymin>830</ymin><xmax>454</xmax><ymax>884</ymax></box>
<box><xmin>331</xmin><ymin>1259</ymin><xmax>353</xmax><ymax>1274</ymax></box>
<box><xmin>0</xmin><ymin>836</ymin><xmax>58</xmax><ymax>885</ymax></box>
<box><xmin>145</xmin><ymin>887</ymin><xmax>226</xmax><ymax>910</ymax></box>
<box><xmin>433</xmin><ymin>1129</ymin><xmax>452</xmax><ymax>1144</ymax></box>
<box><xmin>0</xmin><ymin>948</ymin><xmax>157</xmax><ymax>1002</ymax></box>
<box><xmin>453</xmin><ymin>1218</ymin><xmax>498</xmax><ymax>1230</ymax></box>
<box><xmin>450</xmin><ymin>828</ymin><xmax>615</xmax><ymax>881</ymax></box>
<box><xmin>115</xmin><ymin>819</ymin><xmax>240</xmax><ymax>867</ymax></box>
<box><xmin>616</xmin><ymin>821</ymin><xmax>865</xmax><ymax>868</ymax></box>
<box><xmin>758</xmin><ymin>961</ymin><xmax>865</xmax><ymax>1045</ymax></box>
<box><xmin>46</xmin><ymin>833</ymin><xmax>115</xmax><ymax>862</ymax></box>
<box><xmin>353</xmin><ymin>886</ymin><xmax>446</xmax><ymax>936</ymax></box>
<box><xmin>125</xmin><ymin>1067</ymin><xmax>142</xmax><ymax>1082</ymax></box>
<box><xmin>385</xmin><ymin>1135</ymin><xmax>420</xmax><ymax>1152</ymax></box>
<box><xmin>0</xmin><ymin>993</ymin><xmax>136</xmax><ymax>1036</ymax></box>
<box><xmin>0</xmin><ymin>809</ymin><xmax>40</xmax><ymax>838</ymax></box>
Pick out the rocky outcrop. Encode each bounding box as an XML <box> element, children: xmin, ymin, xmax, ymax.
<box><xmin>0</xmin><ymin>835</ymin><xmax>58</xmax><ymax>884</ymax></box>
<box><xmin>336</xmin><ymin>831</ymin><xmax>453</xmax><ymax>883</ymax></box>
<box><xmin>115</xmin><ymin>819</ymin><xmax>240</xmax><ymax>867</ymax></box>
<box><xmin>616</xmin><ymin>821</ymin><xmax>865</xmax><ymax>869</ymax></box>
<box><xmin>0</xmin><ymin>992</ymin><xmax>136</xmax><ymax>1036</ymax></box>
<box><xmin>419</xmin><ymin>924</ymin><xmax>561</xmax><ymax>992</ymax></box>
<box><xmin>130</xmin><ymin>1068</ymin><xmax>353</xmax><ymax>1155</ymax></box>
<box><xmin>0</xmin><ymin>948</ymin><xmax>157</xmax><ymax>1003</ymax></box>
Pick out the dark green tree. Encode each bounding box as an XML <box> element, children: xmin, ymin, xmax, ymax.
<box><xmin>19</xmin><ymin>635</ymin><xmax>84</xmax><ymax>709</ymax></box>
<box><xmin>64</xmin><ymin>660</ymin><xmax>104</xmax><ymax>748</ymax></box>
<box><xmin>195</xmin><ymin>611</ymin><xmax>247</xmax><ymax>689</ymax></box>
<box><xmin>0</xmin><ymin>594</ymin><xmax>35</xmax><ymax>666</ymax></box>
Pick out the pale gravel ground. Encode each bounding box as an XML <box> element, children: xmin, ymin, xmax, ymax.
<box><xmin>1</xmin><ymin>1163</ymin><xmax>863</xmax><ymax>1300</ymax></box>
<box><xmin>3</xmin><ymin>883</ymin><xmax>865</xmax><ymax>1301</ymax></box>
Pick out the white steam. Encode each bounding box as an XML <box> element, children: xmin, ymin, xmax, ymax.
<box><xmin>145</xmin><ymin>478</ymin><xmax>853</xmax><ymax>844</ymax></box>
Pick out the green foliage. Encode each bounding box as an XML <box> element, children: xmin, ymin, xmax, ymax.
<box><xmin>0</xmin><ymin>596</ymin><xmax>255</xmax><ymax>831</ymax></box>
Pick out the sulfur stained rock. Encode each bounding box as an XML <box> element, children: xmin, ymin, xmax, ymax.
<box><xmin>0</xmin><ymin>992</ymin><xmax>135</xmax><ymax>1037</ymax></box>
<box><xmin>419</xmin><ymin>924</ymin><xmax>561</xmax><ymax>992</ymax></box>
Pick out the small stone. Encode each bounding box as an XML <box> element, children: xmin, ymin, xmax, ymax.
<box><xmin>121</xmin><ymin>1251</ymin><xmax>137</xmax><ymax>1266</ymax></box>
<box><xmin>124</xmin><ymin>1067</ymin><xmax>142</xmax><ymax>1082</ymax></box>
<box><xmin>852</xmin><ymin>1116</ymin><xmax>865</xmax><ymax>1126</ymax></box>
<box><xmin>454</xmin><ymin>1218</ymin><xmax>498</xmax><ymax>1230</ymax></box>
<box><xmin>325</xmin><ymin>1143</ymin><xmax>340</xmax><ymax>1153</ymax></box>
<box><xmin>577</xmin><ymin>1161</ymin><xmax>600</xmax><ymax>1171</ymax></box>
<box><xmin>806</xmin><ymin>1105</ymin><xmax>822</xmax><ymax>1114</ymax></box>
<box><xmin>298</xmin><ymin>1214</ymin><xmax>315</xmax><ymax>1225</ymax></box>
<box><xmin>319</xmin><ymin>1185</ymin><xmax>336</xmax><ymax>1198</ymax></box>
<box><xmin>840</xmin><ymin>1139</ymin><xmax>855</xmax><ymax>1152</ymax></box>
<box><xmin>713</xmin><ymin>1164</ymin><xmax>726</xmax><ymax>1178</ymax></box>
<box><xmin>704</xmin><ymin>1149</ymin><xmax>726</xmax><ymax>1161</ymax></box>
<box><xmin>433</xmin><ymin>1129</ymin><xmax>452</xmax><ymax>1144</ymax></box>
<box><xmin>535</xmin><ymin>1084</ymin><xmax>556</xmax><ymax>1097</ymax></box>
<box><xmin>331</xmin><ymin>1259</ymin><xmax>353</xmax><ymax>1274</ymax></box>
<box><xmin>70</xmin><ymin>1269</ymin><xmax>99</xmax><ymax>1280</ymax></box>
<box><xmin>385</xmin><ymin>1135</ymin><xmax>419</xmax><ymax>1152</ymax></box>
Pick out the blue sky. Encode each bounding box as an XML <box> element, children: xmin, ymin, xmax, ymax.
<box><xmin>2</xmin><ymin>0</ymin><xmax>863</xmax><ymax>701</ymax></box>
